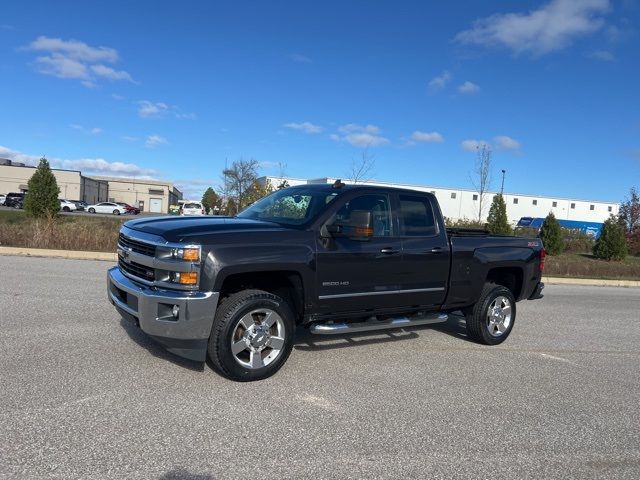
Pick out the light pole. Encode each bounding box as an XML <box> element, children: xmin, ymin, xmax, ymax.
<box><xmin>501</xmin><ymin>169</ymin><xmax>506</xmax><ymax>195</ymax></box>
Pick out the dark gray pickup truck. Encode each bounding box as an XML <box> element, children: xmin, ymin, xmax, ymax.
<box><xmin>108</xmin><ymin>182</ymin><xmax>545</xmax><ymax>381</ymax></box>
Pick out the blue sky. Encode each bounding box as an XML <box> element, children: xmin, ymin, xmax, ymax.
<box><xmin>0</xmin><ymin>0</ymin><xmax>638</xmax><ymax>201</ymax></box>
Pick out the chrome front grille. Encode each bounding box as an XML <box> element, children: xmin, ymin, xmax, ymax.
<box><xmin>118</xmin><ymin>233</ymin><xmax>156</xmax><ymax>257</ymax></box>
<box><xmin>118</xmin><ymin>257</ymin><xmax>155</xmax><ymax>281</ymax></box>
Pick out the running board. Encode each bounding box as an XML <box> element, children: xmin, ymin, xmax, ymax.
<box><xmin>309</xmin><ymin>313</ymin><xmax>448</xmax><ymax>335</ymax></box>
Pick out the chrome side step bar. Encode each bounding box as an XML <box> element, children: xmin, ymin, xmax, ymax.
<box><xmin>309</xmin><ymin>313</ymin><xmax>448</xmax><ymax>335</ymax></box>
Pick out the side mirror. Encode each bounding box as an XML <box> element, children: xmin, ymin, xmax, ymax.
<box><xmin>323</xmin><ymin>210</ymin><xmax>373</xmax><ymax>241</ymax></box>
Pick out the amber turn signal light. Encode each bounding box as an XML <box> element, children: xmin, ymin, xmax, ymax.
<box><xmin>182</xmin><ymin>248</ymin><xmax>200</xmax><ymax>261</ymax></box>
<box><xmin>177</xmin><ymin>272</ymin><xmax>198</xmax><ymax>285</ymax></box>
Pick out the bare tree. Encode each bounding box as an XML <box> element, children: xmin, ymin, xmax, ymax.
<box><xmin>470</xmin><ymin>144</ymin><xmax>492</xmax><ymax>222</ymax></box>
<box><xmin>276</xmin><ymin>162</ymin><xmax>290</xmax><ymax>189</ymax></box>
<box><xmin>222</xmin><ymin>158</ymin><xmax>260</xmax><ymax>213</ymax></box>
<box><xmin>349</xmin><ymin>148</ymin><xmax>376</xmax><ymax>183</ymax></box>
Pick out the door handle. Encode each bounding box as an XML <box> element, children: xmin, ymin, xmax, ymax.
<box><xmin>429</xmin><ymin>247</ymin><xmax>444</xmax><ymax>254</ymax></box>
<box><xmin>380</xmin><ymin>247</ymin><xmax>400</xmax><ymax>254</ymax></box>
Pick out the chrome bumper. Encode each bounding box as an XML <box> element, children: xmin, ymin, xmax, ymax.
<box><xmin>107</xmin><ymin>266</ymin><xmax>219</xmax><ymax>361</ymax></box>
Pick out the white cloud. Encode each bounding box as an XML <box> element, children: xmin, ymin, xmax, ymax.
<box><xmin>454</xmin><ymin>0</ymin><xmax>611</xmax><ymax>56</ymax></box>
<box><xmin>494</xmin><ymin>135</ymin><xmax>521</xmax><ymax>150</ymax></box>
<box><xmin>33</xmin><ymin>53</ymin><xmax>89</xmax><ymax>80</ymax></box>
<box><xmin>458</xmin><ymin>81</ymin><xmax>480</xmax><ymax>94</ymax></box>
<box><xmin>428</xmin><ymin>71</ymin><xmax>452</xmax><ymax>90</ymax></box>
<box><xmin>137</xmin><ymin>100</ymin><xmax>169</xmax><ymax>118</ymax></box>
<box><xmin>111</xmin><ymin>93</ymin><xmax>125</xmax><ymax>100</ymax></box>
<box><xmin>145</xmin><ymin>134</ymin><xmax>168</xmax><ymax>148</ymax></box>
<box><xmin>23</xmin><ymin>36</ymin><xmax>134</xmax><ymax>86</ymax></box>
<box><xmin>332</xmin><ymin>124</ymin><xmax>389</xmax><ymax>147</ymax></box>
<box><xmin>90</xmin><ymin>64</ymin><xmax>134</xmax><ymax>82</ymax></box>
<box><xmin>461</xmin><ymin>139</ymin><xmax>490</xmax><ymax>151</ymax></box>
<box><xmin>587</xmin><ymin>49</ymin><xmax>615</xmax><ymax>61</ymax></box>
<box><xmin>0</xmin><ymin>144</ymin><xmax>155</xmax><ymax>176</ymax></box>
<box><xmin>70</xmin><ymin>124</ymin><xmax>102</xmax><ymax>135</ymax></box>
<box><xmin>289</xmin><ymin>53</ymin><xmax>312</xmax><ymax>63</ymax></box>
<box><xmin>284</xmin><ymin>121</ymin><xmax>323</xmax><ymax>134</ymax></box>
<box><xmin>27</xmin><ymin>36</ymin><xmax>119</xmax><ymax>63</ymax></box>
<box><xmin>410</xmin><ymin>131</ymin><xmax>444</xmax><ymax>143</ymax></box>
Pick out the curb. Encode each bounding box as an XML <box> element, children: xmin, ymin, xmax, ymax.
<box><xmin>542</xmin><ymin>276</ymin><xmax>640</xmax><ymax>288</ymax></box>
<box><xmin>0</xmin><ymin>246</ymin><xmax>116</xmax><ymax>262</ymax></box>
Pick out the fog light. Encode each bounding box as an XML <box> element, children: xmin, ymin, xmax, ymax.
<box><xmin>172</xmin><ymin>305</ymin><xmax>180</xmax><ymax>319</ymax></box>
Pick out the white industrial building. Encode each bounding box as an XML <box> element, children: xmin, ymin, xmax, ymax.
<box><xmin>258</xmin><ymin>176</ymin><xmax>619</xmax><ymax>224</ymax></box>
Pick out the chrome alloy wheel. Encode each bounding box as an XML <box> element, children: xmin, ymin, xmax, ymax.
<box><xmin>486</xmin><ymin>295</ymin><xmax>512</xmax><ymax>337</ymax></box>
<box><xmin>231</xmin><ymin>308</ymin><xmax>286</xmax><ymax>369</ymax></box>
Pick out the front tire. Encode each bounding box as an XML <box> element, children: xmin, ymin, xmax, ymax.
<box><xmin>208</xmin><ymin>289</ymin><xmax>295</xmax><ymax>382</ymax></box>
<box><xmin>465</xmin><ymin>283</ymin><xmax>516</xmax><ymax>345</ymax></box>
<box><xmin>113</xmin><ymin>209</ymin><xmax>120</xmax><ymax>215</ymax></box>
<box><xmin>62</xmin><ymin>206</ymin><xmax>70</xmax><ymax>212</ymax></box>
<box><xmin>88</xmin><ymin>208</ymin><xmax>95</xmax><ymax>213</ymax></box>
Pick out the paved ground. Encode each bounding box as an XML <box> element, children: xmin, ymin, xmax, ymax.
<box><xmin>1</xmin><ymin>255</ymin><xmax>639</xmax><ymax>479</ymax></box>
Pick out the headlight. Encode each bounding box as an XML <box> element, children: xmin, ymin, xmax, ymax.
<box><xmin>171</xmin><ymin>247</ymin><xmax>200</xmax><ymax>262</ymax></box>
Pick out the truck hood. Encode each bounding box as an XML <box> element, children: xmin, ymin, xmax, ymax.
<box><xmin>124</xmin><ymin>216</ymin><xmax>288</xmax><ymax>242</ymax></box>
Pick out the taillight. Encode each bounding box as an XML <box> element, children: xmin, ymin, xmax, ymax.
<box><xmin>539</xmin><ymin>249</ymin><xmax>546</xmax><ymax>272</ymax></box>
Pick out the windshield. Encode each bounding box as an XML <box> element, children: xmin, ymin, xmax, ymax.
<box><xmin>184</xmin><ymin>203</ymin><xmax>202</xmax><ymax>209</ymax></box>
<box><xmin>238</xmin><ymin>187</ymin><xmax>339</xmax><ymax>226</ymax></box>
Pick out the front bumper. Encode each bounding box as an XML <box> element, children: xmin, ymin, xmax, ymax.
<box><xmin>107</xmin><ymin>266</ymin><xmax>219</xmax><ymax>361</ymax></box>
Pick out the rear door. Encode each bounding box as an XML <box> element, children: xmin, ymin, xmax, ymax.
<box><xmin>397</xmin><ymin>193</ymin><xmax>450</xmax><ymax>308</ymax></box>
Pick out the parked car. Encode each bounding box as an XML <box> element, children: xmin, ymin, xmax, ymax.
<box><xmin>86</xmin><ymin>202</ymin><xmax>127</xmax><ymax>215</ymax></box>
<box><xmin>108</xmin><ymin>182</ymin><xmax>545</xmax><ymax>382</ymax></box>
<box><xmin>70</xmin><ymin>200</ymin><xmax>87</xmax><ymax>211</ymax></box>
<box><xmin>4</xmin><ymin>192</ymin><xmax>25</xmax><ymax>208</ymax></box>
<box><xmin>180</xmin><ymin>201</ymin><xmax>205</xmax><ymax>216</ymax></box>
<box><xmin>59</xmin><ymin>199</ymin><xmax>78</xmax><ymax>212</ymax></box>
<box><xmin>0</xmin><ymin>194</ymin><xmax>6</xmax><ymax>205</ymax></box>
<box><xmin>116</xmin><ymin>202</ymin><xmax>141</xmax><ymax>215</ymax></box>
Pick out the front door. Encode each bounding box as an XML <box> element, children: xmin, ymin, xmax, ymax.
<box><xmin>316</xmin><ymin>192</ymin><xmax>405</xmax><ymax>315</ymax></box>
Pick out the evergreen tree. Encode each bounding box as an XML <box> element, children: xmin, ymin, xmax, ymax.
<box><xmin>593</xmin><ymin>216</ymin><xmax>628</xmax><ymax>261</ymax></box>
<box><xmin>540</xmin><ymin>211</ymin><xmax>564</xmax><ymax>255</ymax></box>
<box><xmin>201</xmin><ymin>187</ymin><xmax>219</xmax><ymax>214</ymax></box>
<box><xmin>486</xmin><ymin>194</ymin><xmax>511</xmax><ymax>235</ymax></box>
<box><xmin>23</xmin><ymin>157</ymin><xmax>60</xmax><ymax>218</ymax></box>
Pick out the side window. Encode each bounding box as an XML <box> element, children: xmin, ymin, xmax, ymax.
<box><xmin>399</xmin><ymin>195</ymin><xmax>437</xmax><ymax>236</ymax></box>
<box><xmin>333</xmin><ymin>194</ymin><xmax>392</xmax><ymax>237</ymax></box>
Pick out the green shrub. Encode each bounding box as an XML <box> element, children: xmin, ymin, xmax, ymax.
<box><xmin>23</xmin><ymin>157</ymin><xmax>60</xmax><ymax>218</ymax></box>
<box><xmin>540</xmin><ymin>212</ymin><xmax>564</xmax><ymax>255</ymax></box>
<box><xmin>593</xmin><ymin>216</ymin><xmax>628</xmax><ymax>261</ymax></box>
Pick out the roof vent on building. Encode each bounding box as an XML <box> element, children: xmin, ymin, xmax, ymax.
<box><xmin>332</xmin><ymin>179</ymin><xmax>346</xmax><ymax>189</ymax></box>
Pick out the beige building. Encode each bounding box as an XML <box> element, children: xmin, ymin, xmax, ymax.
<box><xmin>92</xmin><ymin>176</ymin><xmax>182</xmax><ymax>213</ymax></box>
<box><xmin>0</xmin><ymin>160</ymin><xmax>108</xmax><ymax>204</ymax></box>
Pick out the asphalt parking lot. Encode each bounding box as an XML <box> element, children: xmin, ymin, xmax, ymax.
<box><xmin>1</xmin><ymin>255</ymin><xmax>639</xmax><ymax>479</ymax></box>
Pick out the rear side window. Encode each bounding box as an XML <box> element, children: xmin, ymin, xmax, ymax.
<box><xmin>399</xmin><ymin>195</ymin><xmax>437</xmax><ymax>236</ymax></box>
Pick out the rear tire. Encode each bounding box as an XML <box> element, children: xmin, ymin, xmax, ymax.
<box><xmin>465</xmin><ymin>283</ymin><xmax>516</xmax><ymax>345</ymax></box>
<box><xmin>62</xmin><ymin>206</ymin><xmax>70</xmax><ymax>212</ymax></box>
<box><xmin>208</xmin><ymin>289</ymin><xmax>295</xmax><ymax>382</ymax></box>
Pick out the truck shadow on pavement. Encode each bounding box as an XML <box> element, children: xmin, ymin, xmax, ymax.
<box><xmin>293</xmin><ymin>312</ymin><xmax>471</xmax><ymax>351</ymax></box>
<box><xmin>119</xmin><ymin>318</ymin><xmax>205</xmax><ymax>372</ymax></box>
